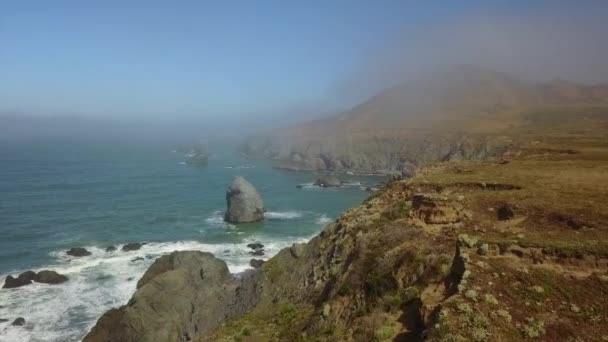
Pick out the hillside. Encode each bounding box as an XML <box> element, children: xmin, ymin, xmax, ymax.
<box><xmin>84</xmin><ymin>106</ymin><xmax>608</xmax><ymax>341</ymax></box>
<box><xmin>242</xmin><ymin>67</ymin><xmax>608</xmax><ymax>174</ymax></box>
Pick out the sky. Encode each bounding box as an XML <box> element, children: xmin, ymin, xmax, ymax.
<box><xmin>1</xmin><ymin>1</ymin><xmax>607</xmax><ymax>129</ymax></box>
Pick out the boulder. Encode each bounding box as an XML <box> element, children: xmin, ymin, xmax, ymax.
<box><xmin>290</xmin><ymin>243</ymin><xmax>307</xmax><ymax>259</ymax></box>
<box><xmin>250</xmin><ymin>259</ymin><xmax>265</xmax><ymax>268</ymax></box>
<box><xmin>11</xmin><ymin>317</ymin><xmax>25</xmax><ymax>326</ymax></box>
<box><xmin>224</xmin><ymin>176</ymin><xmax>265</xmax><ymax>223</ymax></box>
<box><xmin>105</xmin><ymin>246</ymin><xmax>117</xmax><ymax>252</ymax></box>
<box><xmin>122</xmin><ymin>243</ymin><xmax>143</xmax><ymax>252</ymax></box>
<box><xmin>84</xmin><ymin>251</ymin><xmax>261</xmax><ymax>342</ymax></box>
<box><xmin>35</xmin><ymin>270</ymin><xmax>68</xmax><ymax>284</ymax></box>
<box><xmin>67</xmin><ymin>247</ymin><xmax>92</xmax><ymax>257</ymax></box>
<box><xmin>313</xmin><ymin>176</ymin><xmax>341</xmax><ymax>188</ymax></box>
<box><xmin>3</xmin><ymin>270</ymin><xmax>68</xmax><ymax>288</ymax></box>
<box><xmin>3</xmin><ymin>271</ymin><xmax>36</xmax><ymax>288</ymax></box>
<box><xmin>0</xmin><ymin>318</ymin><xmax>8</xmax><ymax>323</ymax></box>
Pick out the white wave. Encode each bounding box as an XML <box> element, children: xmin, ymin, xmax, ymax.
<box><xmin>341</xmin><ymin>181</ymin><xmax>362</xmax><ymax>187</ymax></box>
<box><xmin>315</xmin><ymin>214</ymin><xmax>333</xmax><ymax>225</ymax></box>
<box><xmin>0</xmin><ymin>236</ymin><xmax>314</xmax><ymax>342</ymax></box>
<box><xmin>204</xmin><ymin>211</ymin><xmax>235</xmax><ymax>228</ymax></box>
<box><xmin>178</xmin><ymin>162</ymin><xmax>186</xmax><ymax>165</ymax></box>
<box><xmin>223</xmin><ymin>165</ymin><xmax>255</xmax><ymax>169</ymax></box>
<box><xmin>264</xmin><ymin>211</ymin><xmax>302</xmax><ymax>220</ymax></box>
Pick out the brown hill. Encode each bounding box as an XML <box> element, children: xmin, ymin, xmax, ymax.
<box><xmin>242</xmin><ymin>67</ymin><xmax>608</xmax><ymax>174</ymax></box>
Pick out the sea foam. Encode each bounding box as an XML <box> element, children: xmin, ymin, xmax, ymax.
<box><xmin>0</xmin><ymin>238</ymin><xmax>306</xmax><ymax>342</ymax></box>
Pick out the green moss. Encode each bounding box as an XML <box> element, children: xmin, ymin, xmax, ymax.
<box><xmin>521</xmin><ymin>318</ymin><xmax>545</xmax><ymax>339</ymax></box>
<box><xmin>374</xmin><ymin>325</ymin><xmax>397</xmax><ymax>341</ymax></box>
<box><xmin>337</xmin><ymin>283</ymin><xmax>352</xmax><ymax>296</ymax></box>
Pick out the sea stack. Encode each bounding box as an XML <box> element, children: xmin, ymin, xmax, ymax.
<box><xmin>224</xmin><ymin>176</ymin><xmax>264</xmax><ymax>223</ymax></box>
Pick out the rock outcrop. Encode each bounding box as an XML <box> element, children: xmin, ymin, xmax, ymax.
<box><xmin>84</xmin><ymin>251</ymin><xmax>261</xmax><ymax>342</ymax></box>
<box><xmin>122</xmin><ymin>243</ymin><xmax>143</xmax><ymax>252</ymax></box>
<box><xmin>3</xmin><ymin>270</ymin><xmax>68</xmax><ymax>288</ymax></box>
<box><xmin>313</xmin><ymin>176</ymin><xmax>341</xmax><ymax>187</ymax></box>
<box><xmin>66</xmin><ymin>247</ymin><xmax>91</xmax><ymax>257</ymax></box>
<box><xmin>34</xmin><ymin>270</ymin><xmax>68</xmax><ymax>284</ymax></box>
<box><xmin>224</xmin><ymin>176</ymin><xmax>264</xmax><ymax>223</ymax></box>
<box><xmin>3</xmin><ymin>271</ymin><xmax>36</xmax><ymax>288</ymax></box>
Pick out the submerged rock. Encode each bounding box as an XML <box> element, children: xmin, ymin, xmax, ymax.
<box><xmin>11</xmin><ymin>317</ymin><xmax>25</xmax><ymax>326</ymax></box>
<box><xmin>250</xmin><ymin>250</ymin><xmax>265</xmax><ymax>256</ymax></box>
<box><xmin>247</xmin><ymin>243</ymin><xmax>264</xmax><ymax>250</ymax></box>
<box><xmin>0</xmin><ymin>318</ymin><xmax>8</xmax><ymax>323</ymax></box>
<box><xmin>66</xmin><ymin>247</ymin><xmax>92</xmax><ymax>257</ymax></box>
<box><xmin>122</xmin><ymin>242</ymin><xmax>143</xmax><ymax>252</ymax></box>
<box><xmin>224</xmin><ymin>176</ymin><xmax>265</xmax><ymax>223</ymax></box>
<box><xmin>313</xmin><ymin>176</ymin><xmax>341</xmax><ymax>188</ymax></box>
<box><xmin>35</xmin><ymin>270</ymin><xmax>68</xmax><ymax>284</ymax></box>
<box><xmin>105</xmin><ymin>246</ymin><xmax>117</xmax><ymax>252</ymax></box>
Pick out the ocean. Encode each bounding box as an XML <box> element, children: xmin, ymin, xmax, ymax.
<box><xmin>0</xmin><ymin>140</ymin><xmax>374</xmax><ymax>341</ymax></box>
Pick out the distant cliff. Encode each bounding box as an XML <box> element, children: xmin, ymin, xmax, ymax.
<box><xmin>241</xmin><ymin>67</ymin><xmax>608</xmax><ymax>175</ymax></box>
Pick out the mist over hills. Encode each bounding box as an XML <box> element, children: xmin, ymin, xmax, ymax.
<box><xmin>242</xmin><ymin>66</ymin><xmax>608</xmax><ymax>174</ymax></box>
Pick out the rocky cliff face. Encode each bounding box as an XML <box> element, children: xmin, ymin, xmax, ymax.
<box><xmin>243</xmin><ymin>133</ymin><xmax>513</xmax><ymax>175</ymax></box>
<box><xmin>83</xmin><ymin>251</ymin><xmax>261</xmax><ymax>342</ymax></box>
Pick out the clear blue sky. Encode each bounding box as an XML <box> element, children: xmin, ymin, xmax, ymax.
<box><xmin>0</xmin><ymin>1</ymin><xmax>604</xmax><ymax>120</ymax></box>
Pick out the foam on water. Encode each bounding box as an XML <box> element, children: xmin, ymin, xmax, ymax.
<box><xmin>0</xmin><ymin>237</ymin><xmax>309</xmax><ymax>342</ymax></box>
<box><xmin>264</xmin><ymin>211</ymin><xmax>303</xmax><ymax>220</ymax></box>
<box><xmin>315</xmin><ymin>214</ymin><xmax>333</xmax><ymax>225</ymax></box>
<box><xmin>204</xmin><ymin>210</ymin><xmax>235</xmax><ymax>228</ymax></box>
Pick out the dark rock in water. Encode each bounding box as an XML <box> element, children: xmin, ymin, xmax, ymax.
<box><xmin>105</xmin><ymin>246</ymin><xmax>117</xmax><ymax>252</ymax></box>
<box><xmin>84</xmin><ymin>251</ymin><xmax>262</xmax><ymax>342</ymax></box>
<box><xmin>11</xmin><ymin>317</ymin><xmax>25</xmax><ymax>326</ymax></box>
<box><xmin>3</xmin><ymin>271</ymin><xmax>36</xmax><ymax>288</ymax></box>
<box><xmin>497</xmin><ymin>203</ymin><xmax>514</xmax><ymax>221</ymax></box>
<box><xmin>224</xmin><ymin>176</ymin><xmax>265</xmax><ymax>223</ymax></box>
<box><xmin>67</xmin><ymin>247</ymin><xmax>92</xmax><ymax>257</ymax></box>
<box><xmin>296</xmin><ymin>184</ymin><xmax>304</xmax><ymax>189</ymax></box>
<box><xmin>247</xmin><ymin>243</ymin><xmax>264</xmax><ymax>250</ymax></box>
<box><xmin>145</xmin><ymin>255</ymin><xmax>154</xmax><ymax>259</ymax></box>
<box><xmin>250</xmin><ymin>259</ymin><xmax>265</xmax><ymax>268</ymax></box>
<box><xmin>0</xmin><ymin>318</ymin><xmax>8</xmax><ymax>323</ymax></box>
<box><xmin>131</xmin><ymin>257</ymin><xmax>144</xmax><ymax>262</ymax></box>
<box><xmin>250</xmin><ymin>249</ymin><xmax>265</xmax><ymax>256</ymax></box>
<box><xmin>122</xmin><ymin>243</ymin><xmax>143</xmax><ymax>252</ymax></box>
<box><xmin>314</xmin><ymin>176</ymin><xmax>341</xmax><ymax>188</ymax></box>
<box><xmin>127</xmin><ymin>277</ymin><xmax>134</xmax><ymax>281</ymax></box>
<box><xmin>185</xmin><ymin>153</ymin><xmax>209</xmax><ymax>166</ymax></box>
<box><xmin>35</xmin><ymin>270</ymin><xmax>68</xmax><ymax>284</ymax></box>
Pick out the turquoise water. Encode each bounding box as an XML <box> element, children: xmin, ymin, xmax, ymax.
<box><xmin>0</xmin><ymin>141</ymin><xmax>374</xmax><ymax>341</ymax></box>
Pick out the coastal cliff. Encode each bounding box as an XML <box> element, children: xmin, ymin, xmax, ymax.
<box><xmin>241</xmin><ymin>68</ymin><xmax>608</xmax><ymax>175</ymax></box>
<box><xmin>85</xmin><ymin>108</ymin><xmax>608</xmax><ymax>341</ymax></box>
<box><xmin>84</xmin><ymin>68</ymin><xmax>608</xmax><ymax>341</ymax></box>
